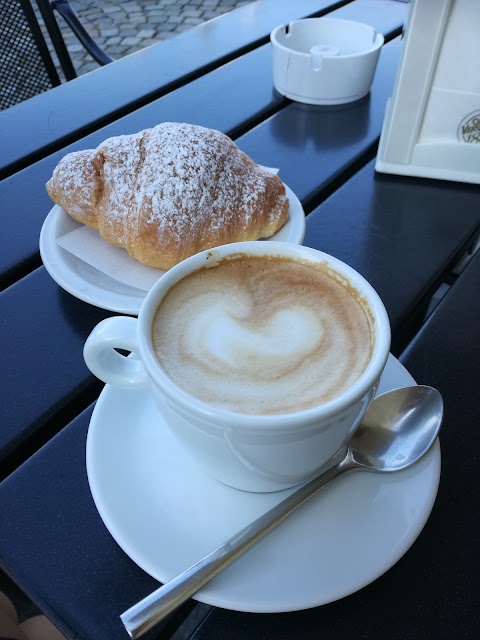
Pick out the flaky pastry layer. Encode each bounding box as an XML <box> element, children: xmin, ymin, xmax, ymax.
<box><xmin>46</xmin><ymin>122</ymin><xmax>289</xmax><ymax>269</ymax></box>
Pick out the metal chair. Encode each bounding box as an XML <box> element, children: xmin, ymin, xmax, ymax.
<box><xmin>0</xmin><ymin>0</ymin><xmax>113</xmax><ymax>111</ymax></box>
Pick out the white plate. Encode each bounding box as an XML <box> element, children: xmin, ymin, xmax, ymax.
<box><xmin>39</xmin><ymin>184</ymin><xmax>305</xmax><ymax>316</ymax></box>
<box><xmin>86</xmin><ymin>355</ymin><xmax>441</xmax><ymax>613</ymax></box>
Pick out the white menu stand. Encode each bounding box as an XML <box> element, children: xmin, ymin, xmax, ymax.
<box><xmin>376</xmin><ymin>0</ymin><xmax>480</xmax><ymax>184</ymax></box>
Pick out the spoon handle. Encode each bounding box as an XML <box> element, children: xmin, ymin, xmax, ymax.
<box><xmin>121</xmin><ymin>459</ymin><xmax>351</xmax><ymax>639</ymax></box>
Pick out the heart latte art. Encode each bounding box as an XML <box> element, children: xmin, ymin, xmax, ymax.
<box><xmin>152</xmin><ymin>255</ymin><xmax>373</xmax><ymax>414</ymax></box>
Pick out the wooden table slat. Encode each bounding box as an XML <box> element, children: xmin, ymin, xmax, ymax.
<box><xmin>0</xmin><ymin>405</ymin><xmax>190</xmax><ymax>640</ymax></box>
<box><xmin>400</xmin><ymin>248</ymin><xmax>480</xmax><ymax>417</ymax></box>
<box><xmin>0</xmin><ymin>0</ymin><xmax>362</xmax><ymax>178</ymax></box>
<box><xmin>0</xmin><ymin>269</ymin><xmax>108</xmax><ymax>465</ymax></box>
<box><xmin>0</xmin><ymin>44</ymin><xmax>284</xmax><ymax>289</ymax></box>
<box><xmin>0</xmin><ymin>0</ymin><xmax>406</xmax><ymax>289</ymax></box>
<box><xmin>302</xmin><ymin>161</ymin><xmax>480</xmax><ymax>352</ymax></box>
<box><xmin>235</xmin><ymin>39</ymin><xmax>401</xmax><ymax>204</ymax></box>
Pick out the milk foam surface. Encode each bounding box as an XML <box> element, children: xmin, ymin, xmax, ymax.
<box><xmin>152</xmin><ymin>255</ymin><xmax>373</xmax><ymax>414</ymax></box>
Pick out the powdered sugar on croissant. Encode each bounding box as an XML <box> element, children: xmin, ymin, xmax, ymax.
<box><xmin>46</xmin><ymin>123</ymin><xmax>289</xmax><ymax>269</ymax></box>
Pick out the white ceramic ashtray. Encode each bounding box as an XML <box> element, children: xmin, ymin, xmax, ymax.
<box><xmin>271</xmin><ymin>18</ymin><xmax>384</xmax><ymax>105</ymax></box>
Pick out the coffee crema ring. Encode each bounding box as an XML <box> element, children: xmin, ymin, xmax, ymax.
<box><xmin>152</xmin><ymin>255</ymin><xmax>374</xmax><ymax>415</ymax></box>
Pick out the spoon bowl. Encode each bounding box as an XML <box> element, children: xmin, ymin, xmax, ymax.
<box><xmin>348</xmin><ymin>385</ymin><xmax>443</xmax><ymax>472</ymax></box>
<box><xmin>121</xmin><ymin>384</ymin><xmax>443</xmax><ymax>639</ymax></box>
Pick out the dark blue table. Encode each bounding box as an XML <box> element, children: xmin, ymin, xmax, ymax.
<box><xmin>1</xmin><ymin>1</ymin><xmax>479</xmax><ymax>639</ymax></box>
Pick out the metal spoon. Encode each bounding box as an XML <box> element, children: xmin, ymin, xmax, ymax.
<box><xmin>121</xmin><ymin>385</ymin><xmax>442</xmax><ymax>639</ymax></box>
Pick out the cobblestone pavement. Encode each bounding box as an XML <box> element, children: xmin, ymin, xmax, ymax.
<box><xmin>57</xmin><ymin>0</ymin><xmax>252</xmax><ymax>78</ymax></box>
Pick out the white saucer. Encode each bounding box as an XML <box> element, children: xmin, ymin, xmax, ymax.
<box><xmin>39</xmin><ymin>183</ymin><xmax>305</xmax><ymax>316</ymax></box>
<box><xmin>86</xmin><ymin>355</ymin><xmax>440</xmax><ymax>613</ymax></box>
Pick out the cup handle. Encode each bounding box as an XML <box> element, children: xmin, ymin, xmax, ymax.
<box><xmin>83</xmin><ymin>317</ymin><xmax>149</xmax><ymax>389</ymax></box>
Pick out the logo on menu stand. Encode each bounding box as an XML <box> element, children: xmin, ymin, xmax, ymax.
<box><xmin>458</xmin><ymin>110</ymin><xmax>480</xmax><ymax>143</ymax></box>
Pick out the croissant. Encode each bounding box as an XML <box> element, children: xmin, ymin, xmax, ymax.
<box><xmin>46</xmin><ymin>122</ymin><xmax>289</xmax><ymax>269</ymax></box>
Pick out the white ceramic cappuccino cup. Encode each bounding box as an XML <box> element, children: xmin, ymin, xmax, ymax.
<box><xmin>84</xmin><ymin>242</ymin><xmax>390</xmax><ymax>492</ymax></box>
